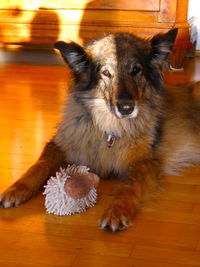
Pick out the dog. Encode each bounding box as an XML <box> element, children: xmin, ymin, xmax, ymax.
<box><xmin>1</xmin><ymin>28</ymin><xmax>200</xmax><ymax>232</ymax></box>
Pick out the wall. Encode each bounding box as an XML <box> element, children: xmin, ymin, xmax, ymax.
<box><xmin>188</xmin><ymin>0</ymin><xmax>200</xmax><ymax>50</ymax></box>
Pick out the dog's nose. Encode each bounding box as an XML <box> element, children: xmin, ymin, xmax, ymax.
<box><xmin>116</xmin><ymin>101</ymin><xmax>134</xmax><ymax>116</ymax></box>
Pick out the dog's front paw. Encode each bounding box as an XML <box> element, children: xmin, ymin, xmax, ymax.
<box><xmin>99</xmin><ymin>201</ymin><xmax>136</xmax><ymax>232</ymax></box>
<box><xmin>0</xmin><ymin>183</ymin><xmax>33</xmax><ymax>208</ymax></box>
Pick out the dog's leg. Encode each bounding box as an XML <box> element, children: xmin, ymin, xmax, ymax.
<box><xmin>0</xmin><ymin>141</ymin><xmax>65</xmax><ymax>208</ymax></box>
<box><xmin>100</xmin><ymin>159</ymin><xmax>161</xmax><ymax>232</ymax></box>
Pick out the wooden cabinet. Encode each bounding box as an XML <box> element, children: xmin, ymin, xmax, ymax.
<box><xmin>0</xmin><ymin>0</ymin><xmax>190</xmax><ymax>68</ymax></box>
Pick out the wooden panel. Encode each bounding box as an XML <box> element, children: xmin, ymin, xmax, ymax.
<box><xmin>0</xmin><ymin>0</ymin><xmax>191</xmax><ymax>52</ymax></box>
<box><xmin>176</xmin><ymin>0</ymin><xmax>189</xmax><ymax>23</ymax></box>
<box><xmin>0</xmin><ymin>0</ymin><xmax>160</xmax><ymax>11</ymax></box>
<box><xmin>0</xmin><ymin>0</ymin><xmax>190</xmax><ymax>68</ymax></box>
<box><xmin>158</xmin><ymin>0</ymin><xmax>177</xmax><ymax>23</ymax></box>
<box><xmin>0</xmin><ymin>23</ymin><xmax>175</xmax><ymax>45</ymax></box>
<box><xmin>0</xmin><ymin>8</ymin><xmax>161</xmax><ymax>45</ymax></box>
<box><xmin>0</xmin><ymin>10</ymin><xmax>157</xmax><ymax>25</ymax></box>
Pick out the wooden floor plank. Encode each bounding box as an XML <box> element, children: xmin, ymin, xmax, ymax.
<box><xmin>0</xmin><ymin>261</ymin><xmax>55</xmax><ymax>267</ymax></box>
<box><xmin>0</xmin><ymin>59</ymin><xmax>200</xmax><ymax>266</ymax></box>
<box><xmin>0</xmin><ymin>246</ymin><xmax>77</xmax><ymax>267</ymax></box>
<box><xmin>131</xmin><ymin>245</ymin><xmax>200</xmax><ymax>266</ymax></box>
<box><xmin>72</xmin><ymin>253</ymin><xmax>194</xmax><ymax>267</ymax></box>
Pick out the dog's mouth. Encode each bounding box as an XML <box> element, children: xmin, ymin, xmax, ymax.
<box><xmin>112</xmin><ymin>101</ymin><xmax>139</xmax><ymax>119</ymax></box>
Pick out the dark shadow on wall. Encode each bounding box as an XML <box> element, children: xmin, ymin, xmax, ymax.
<box><xmin>27</xmin><ymin>7</ymin><xmax>60</xmax><ymax>48</ymax></box>
<box><xmin>16</xmin><ymin>7</ymin><xmax>62</xmax><ymax>64</ymax></box>
<box><xmin>1</xmin><ymin>7</ymin><xmax>63</xmax><ymax>65</ymax></box>
<box><xmin>78</xmin><ymin>0</ymin><xmax>118</xmax><ymax>45</ymax></box>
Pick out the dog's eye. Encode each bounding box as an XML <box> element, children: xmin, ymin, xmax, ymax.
<box><xmin>102</xmin><ymin>70</ymin><xmax>111</xmax><ymax>78</ymax></box>
<box><xmin>131</xmin><ymin>66</ymin><xmax>141</xmax><ymax>76</ymax></box>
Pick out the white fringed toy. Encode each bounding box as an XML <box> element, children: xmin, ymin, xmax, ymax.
<box><xmin>43</xmin><ymin>165</ymin><xmax>100</xmax><ymax>215</ymax></box>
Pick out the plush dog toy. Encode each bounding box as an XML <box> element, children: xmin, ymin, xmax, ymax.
<box><xmin>43</xmin><ymin>165</ymin><xmax>100</xmax><ymax>215</ymax></box>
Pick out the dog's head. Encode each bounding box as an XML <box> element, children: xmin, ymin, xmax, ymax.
<box><xmin>54</xmin><ymin>29</ymin><xmax>177</xmax><ymax>119</ymax></box>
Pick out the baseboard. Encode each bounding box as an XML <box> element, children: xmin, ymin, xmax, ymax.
<box><xmin>0</xmin><ymin>47</ymin><xmax>64</xmax><ymax>65</ymax></box>
<box><xmin>195</xmin><ymin>50</ymin><xmax>200</xmax><ymax>57</ymax></box>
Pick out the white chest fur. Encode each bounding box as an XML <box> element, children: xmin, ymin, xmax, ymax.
<box><xmin>53</xmin><ymin>98</ymin><xmax>134</xmax><ymax>177</ymax></box>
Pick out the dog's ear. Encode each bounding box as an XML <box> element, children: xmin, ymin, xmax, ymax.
<box><xmin>150</xmin><ymin>28</ymin><xmax>178</xmax><ymax>62</ymax></box>
<box><xmin>54</xmin><ymin>41</ymin><xmax>91</xmax><ymax>82</ymax></box>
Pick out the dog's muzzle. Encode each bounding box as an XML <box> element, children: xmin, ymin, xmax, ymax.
<box><xmin>115</xmin><ymin>100</ymin><xmax>138</xmax><ymax>119</ymax></box>
<box><xmin>117</xmin><ymin>101</ymin><xmax>134</xmax><ymax>116</ymax></box>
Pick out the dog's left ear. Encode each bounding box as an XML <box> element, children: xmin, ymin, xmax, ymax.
<box><xmin>150</xmin><ymin>28</ymin><xmax>178</xmax><ymax>62</ymax></box>
<box><xmin>54</xmin><ymin>41</ymin><xmax>91</xmax><ymax>82</ymax></box>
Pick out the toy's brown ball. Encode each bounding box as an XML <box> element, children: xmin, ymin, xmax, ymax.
<box><xmin>64</xmin><ymin>172</ymin><xmax>99</xmax><ymax>200</ymax></box>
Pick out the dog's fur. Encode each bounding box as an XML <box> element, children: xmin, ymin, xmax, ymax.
<box><xmin>1</xmin><ymin>29</ymin><xmax>200</xmax><ymax>232</ymax></box>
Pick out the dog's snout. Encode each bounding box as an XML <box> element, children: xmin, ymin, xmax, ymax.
<box><xmin>116</xmin><ymin>101</ymin><xmax>134</xmax><ymax>116</ymax></box>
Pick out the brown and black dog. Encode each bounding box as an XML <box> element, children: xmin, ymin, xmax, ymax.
<box><xmin>1</xmin><ymin>29</ymin><xmax>200</xmax><ymax>232</ymax></box>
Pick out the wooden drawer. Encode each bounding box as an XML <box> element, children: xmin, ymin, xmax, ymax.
<box><xmin>0</xmin><ymin>0</ymin><xmax>190</xmax><ymax>68</ymax></box>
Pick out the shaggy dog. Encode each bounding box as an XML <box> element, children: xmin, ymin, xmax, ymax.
<box><xmin>1</xmin><ymin>29</ymin><xmax>200</xmax><ymax>232</ymax></box>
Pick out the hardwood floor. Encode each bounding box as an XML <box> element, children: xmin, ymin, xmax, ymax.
<box><xmin>0</xmin><ymin>58</ymin><xmax>200</xmax><ymax>267</ymax></box>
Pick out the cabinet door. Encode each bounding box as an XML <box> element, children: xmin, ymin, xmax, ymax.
<box><xmin>0</xmin><ymin>0</ymin><xmax>188</xmax><ymax>45</ymax></box>
<box><xmin>0</xmin><ymin>0</ymin><xmax>160</xmax><ymax>11</ymax></box>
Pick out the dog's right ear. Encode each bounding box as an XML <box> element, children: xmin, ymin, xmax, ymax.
<box><xmin>150</xmin><ymin>28</ymin><xmax>178</xmax><ymax>63</ymax></box>
<box><xmin>54</xmin><ymin>41</ymin><xmax>91</xmax><ymax>81</ymax></box>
